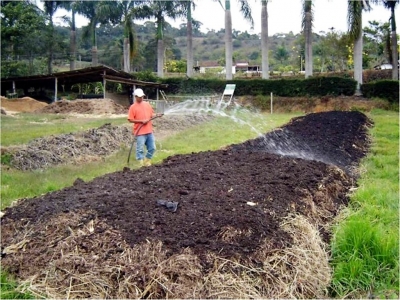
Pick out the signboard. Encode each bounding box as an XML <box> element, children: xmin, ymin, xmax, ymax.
<box><xmin>223</xmin><ymin>84</ymin><xmax>236</xmax><ymax>96</ymax></box>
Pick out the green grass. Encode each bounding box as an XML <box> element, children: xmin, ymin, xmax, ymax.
<box><xmin>0</xmin><ymin>272</ymin><xmax>35</xmax><ymax>299</ymax></box>
<box><xmin>329</xmin><ymin>109</ymin><xmax>399</xmax><ymax>298</ymax></box>
<box><xmin>0</xmin><ymin>113</ymin><xmax>127</xmax><ymax>146</ymax></box>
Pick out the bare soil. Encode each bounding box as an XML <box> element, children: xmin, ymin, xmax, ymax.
<box><xmin>0</xmin><ymin>109</ymin><xmax>373</xmax><ymax>298</ymax></box>
<box><xmin>0</xmin><ymin>96</ymin><xmax>48</xmax><ymax>113</ymax></box>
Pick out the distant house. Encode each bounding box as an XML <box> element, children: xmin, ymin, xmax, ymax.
<box><xmin>235</xmin><ymin>61</ymin><xmax>249</xmax><ymax>73</ymax></box>
<box><xmin>235</xmin><ymin>61</ymin><xmax>261</xmax><ymax>75</ymax></box>
<box><xmin>198</xmin><ymin>61</ymin><xmax>223</xmax><ymax>73</ymax></box>
<box><xmin>197</xmin><ymin>61</ymin><xmax>261</xmax><ymax>75</ymax></box>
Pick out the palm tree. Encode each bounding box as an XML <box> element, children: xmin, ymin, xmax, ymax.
<box><xmin>302</xmin><ymin>0</ymin><xmax>313</xmax><ymax>78</ymax></box>
<box><xmin>97</xmin><ymin>0</ymin><xmax>149</xmax><ymax>72</ymax></box>
<box><xmin>145</xmin><ymin>0</ymin><xmax>182</xmax><ymax>78</ymax></box>
<box><xmin>185</xmin><ymin>0</ymin><xmax>194</xmax><ymax>77</ymax></box>
<box><xmin>42</xmin><ymin>0</ymin><xmax>60</xmax><ymax>73</ymax></box>
<box><xmin>58</xmin><ymin>1</ymin><xmax>78</xmax><ymax>70</ymax></box>
<box><xmin>348</xmin><ymin>0</ymin><xmax>372</xmax><ymax>94</ymax></box>
<box><xmin>75</xmin><ymin>1</ymin><xmax>109</xmax><ymax>67</ymax></box>
<box><xmin>382</xmin><ymin>0</ymin><xmax>399</xmax><ymax>80</ymax></box>
<box><xmin>261</xmin><ymin>0</ymin><xmax>269</xmax><ymax>79</ymax></box>
<box><xmin>216</xmin><ymin>0</ymin><xmax>253</xmax><ymax>80</ymax></box>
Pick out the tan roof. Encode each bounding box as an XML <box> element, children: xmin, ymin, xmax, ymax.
<box><xmin>199</xmin><ymin>61</ymin><xmax>221</xmax><ymax>67</ymax></box>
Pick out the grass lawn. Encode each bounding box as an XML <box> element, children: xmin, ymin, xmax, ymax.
<box><xmin>329</xmin><ymin>109</ymin><xmax>399</xmax><ymax>298</ymax></box>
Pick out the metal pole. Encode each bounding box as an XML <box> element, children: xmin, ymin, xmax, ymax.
<box><xmin>270</xmin><ymin>92</ymin><xmax>273</xmax><ymax>114</ymax></box>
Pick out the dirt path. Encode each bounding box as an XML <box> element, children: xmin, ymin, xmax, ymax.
<box><xmin>0</xmin><ymin>111</ymin><xmax>372</xmax><ymax>298</ymax></box>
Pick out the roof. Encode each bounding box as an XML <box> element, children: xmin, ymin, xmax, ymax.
<box><xmin>199</xmin><ymin>61</ymin><xmax>221</xmax><ymax>68</ymax></box>
<box><xmin>1</xmin><ymin>65</ymin><xmax>168</xmax><ymax>89</ymax></box>
<box><xmin>235</xmin><ymin>62</ymin><xmax>249</xmax><ymax>67</ymax></box>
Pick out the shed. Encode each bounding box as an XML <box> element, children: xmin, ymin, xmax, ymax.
<box><xmin>1</xmin><ymin>65</ymin><xmax>168</xmax><ymax>106</ymax></box>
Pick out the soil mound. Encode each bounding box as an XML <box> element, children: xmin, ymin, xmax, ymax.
<box><xmin>0</xmin><ymin>111</ymin><xmax>373</xmax><ymax>298</ymax></box>
<box><xmin>231</xmin><ymin>111</ymin><xmax>373</xmax><ymax>175</ymax></box>
<box><xmin>0</xmin><ymin>96</ymin><xmax>48</xmax><ymax>113</ymax></box>
<box><xmin>36</xmin><ymin>99</ymin><xmax>127</xmax><ymax>114</ymax></box>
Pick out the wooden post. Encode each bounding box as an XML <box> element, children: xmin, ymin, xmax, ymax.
<box><xmin>270</xmin><ymin>92</ymin><xmax>273</xmax><ymax>114</ymax></box>
<box><xmin>103</xmin><ymin>71</ymin><xmax>106</xmax><ymax>99</ymax></box>
<box><xmin>54</xmin><ymin>77</ymin><xmax>58</xmax><ymax>102</ymax></box>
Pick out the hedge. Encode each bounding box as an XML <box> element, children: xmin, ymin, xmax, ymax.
<box><xmin>159</xmin><ymin>77</ymin><xmax>357</xmax><ymax>97</ymax></box>
<box><xmin>361</xmin><ymin>80</ymin><xmax>399</xmax><ymax>103</ymax></box>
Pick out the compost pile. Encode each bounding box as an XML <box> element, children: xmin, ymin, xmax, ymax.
<box><xmin>1</xmin><ymin>111</ymin><xmax>373</xmax><ymax>299</ymax></box>
<box><xmin>1</xmin><ymin>96</ymin><xmax>48</xmax><ymax>113</ymax></box>
<box><xmin>7</xmin><ymin>114</ymin><xmax>214</xmax><ymax>171</ymax></box>
<box><xmin>36</xmin><ymin>99</ymin><xmax>127</xmax><ymax>114</ymax></box>
<box><xmin>230</xmin><ymin>111</ymin><xmax>373</xmax><ymax>175</ymax></box>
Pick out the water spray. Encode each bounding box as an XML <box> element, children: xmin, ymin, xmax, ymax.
<box><xmin>163</xmin><ymin>97</ymin><xmax>265</xmax><ymax>138</ymax></box>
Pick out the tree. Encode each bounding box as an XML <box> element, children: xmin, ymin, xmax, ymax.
<box><xmin>75</xmin><ymin>1</ymin><xmax>109</xmax><ymax>66</ymax></box>
<box><xmin>186</xmin><ymin>0</ymin><xmax>194</xmax><ymax>77</ymax></box>
<box><xmin>302</xmin><ymin>0</ymin><xmax>313</xmax><ymax>78</ymax></box>
<box><xmin>176</xmin><ymin>0</ymin><xmax>195</xmax><ymax>77</ymax></box>
<box><xmin>1</xmin><ymin>1</ymin><xmax>45</xmax><ymax>58</ymax></box>
<box><xmin>382</xmin><ymin>0</ymin><xmax>399</xmax><ymax>79</ymax></box>
<box><xmin>58</xmin><ymin>1</ymin><xmax>79</xmax><ymax>70</ymax></box>
<box><xmin>315</xmin><ymin>29</ymin><xmax>351</xmax><ymax>72</ymax></box>
<box><xmin>42</xmin><ymin>0</ymin><xmax>61</xmax><ymax>73</ymax></box>
<box><xmin>364</xmin><ymin>20</ymin><xmax>391</xmax><ymax>65</ymax></box>
<box><xmin>144</xmin><ymin>1</ymin><xmax>183</xmax><ymax>78</ymax></box>
<box><xmin>1</xmin><ymin>0</ymin><xmax>46</xmax><ymax>77</ymax></box>
<box><xmin>274</xmin><ymin>43</ymin><xmax>289</xmax><ymax>64</ymax></box>
<box><xmin>97</xmin><ymin>0</ymin><xmax>151</xmax><ymax>72</ymax></box>
<box><xmin>292</xmin><ymin>35</ymin><xmax>306</xmax><ymax>71</ymax></box>
<box><xmin>347</xmin><ymin>0</ymin><xmax>373</xmax><ymax>94</ymax></box>
<box><xmin>216</xmin><ymin>0</ymin><xmax>253</xmax><ymax>80</ymax></box>
<box><xmin>261</xmin><ymin>0</ymin><xmax>269</xmax><ymax>79</ymax></box>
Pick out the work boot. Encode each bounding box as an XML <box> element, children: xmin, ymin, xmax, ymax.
<box><xmin>138</xmin><ymin>159</ymin><xmax>144</xmax><ymax>167</ymax></box>
<box><xmin>144</xmin><ymin>158</ymin><xmax>152</xmax><ymax>166</ymax></box>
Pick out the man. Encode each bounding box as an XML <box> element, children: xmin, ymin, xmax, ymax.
<box><xmin>127</xmin><ymin>88</ymin><xmax>163</xmax><ymax>167</ymax></box>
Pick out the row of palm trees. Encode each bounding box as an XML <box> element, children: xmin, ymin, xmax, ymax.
<box><xmin>42</xmin><ymin>0</ymin><xmax>398</xmax><ymax>93</ymax></box>
<box><xmin>227</xmin><ymin>0</ymin><xmax>398</xmax><ymax>93</ymax></box>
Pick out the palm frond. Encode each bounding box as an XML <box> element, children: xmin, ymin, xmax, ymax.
<box><xmin>238</xmin><ymin>0</ymin><xmax>254</xmax><ymax>28</ymax></box>
<box><xmin>81</xmin><ymin>22</ymin><xmax>91</xmax><ymax>41</ymax></box>
<box><xmin>347</xmin><ymin>0</ymin><xmax>363</xmax><ymax>39</ymax></box>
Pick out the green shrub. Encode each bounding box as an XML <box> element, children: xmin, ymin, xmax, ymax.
<box><xmin>361</xmin><ymin>80</ymin><xmax>399</xmax><ymax>103</ymax></box>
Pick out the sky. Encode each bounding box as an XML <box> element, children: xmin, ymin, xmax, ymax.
<box><xmin>52</xmin><ymin>0</ymin><xmax>399</xmax><ymax>36</ymax></box>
